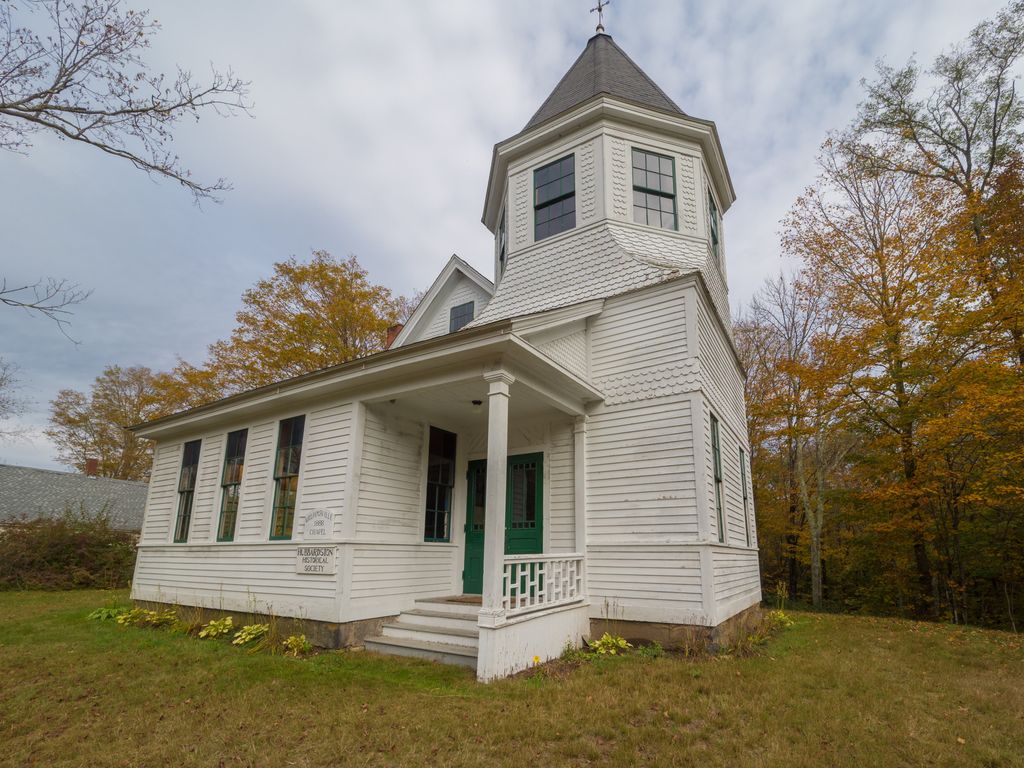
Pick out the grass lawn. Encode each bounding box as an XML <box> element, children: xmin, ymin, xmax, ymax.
<box><xmin>1</xmin><ymin>591</ymin><xmax>1022</xmax><ymax>767</ymax></box>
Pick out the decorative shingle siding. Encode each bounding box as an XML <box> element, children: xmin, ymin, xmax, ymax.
<box><xmin>536</xmin><ymin>330</ymin><xmax>588</xmax><ymax>379</ymax></box>
<box><xmin>678</xmin><ymin>154</ymin><xmax>699</xmax><ymax>235</ymax></box>
<box><xmin>609</xmin><ymin>137</ymin><xmax>629</xmax><ymax>218</ymax></box>
<box><xmin>578</xmin><ymin>138</ymin><xmax>599</xmax><ymax>225</ymax></box>
<box><xmin>511</xmin><ymin>170</ymin><xmax>530</xmax><ymax>250</ymax></box>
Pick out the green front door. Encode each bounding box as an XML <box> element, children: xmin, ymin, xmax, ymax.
<box><xmin>462</xmin><ymin>453</ymin><xmax>544</xmax><ymax>595</ymax></box>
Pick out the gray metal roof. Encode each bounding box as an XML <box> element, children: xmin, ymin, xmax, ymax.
<box><xmin>0</xmin><ymin>464</ymin><xmax>148</xmax><ymax>531</ymax></box>
<box><xmin>524</xmin><ymin>33</ymin><xmax>685</xmax><ymax>131</ymax></box>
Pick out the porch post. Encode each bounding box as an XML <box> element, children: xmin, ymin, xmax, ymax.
<box><xmin>480</xmin><ymin>369</ymin><xmax>514</xmax><ymax>621</ymax></box>
<box><xmin>573</xmin><ymin>415</ymin><xmax>588</xmax><ymax>554</ymax></box>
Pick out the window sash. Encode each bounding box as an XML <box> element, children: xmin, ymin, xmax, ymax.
<box><xmin>424</xmin><ymin>427</ymin><xmax>456</xmax><ymax>542</ymax></box>
<box><xmin>740</xmin><ymin>448</ymin><xmax>751</xmax><ymax>547</ymax></box>
<box><xmin>449</xmin><ymin>301</ymin><xmax>475</xmax><ymax>333</ymax></box>
<box><xmin>711</xmin><ymin>415</ymin><xmax>725</xmax><ymax>543</ymax></box>
<box><xmin>534</xmin><ymin>154</ymin><xmax>576</xmax><ymax>241</ymax></box>
<box><xmin>173</xmin><ymin>440</ymin><xmax>201</xmax><ymax>543</ymax></box>
<box><xmin>269</xmin><ymin>416</ymin><xmax>304</xmax><ymax>540</ymax></box>
<box><xmin>708</xmin><ymin>189</ymin><xmax>720</xmax><ymax>259</ymax></box>
<box><xmin>632</xmin><ymin>148</ymin><xmax>677</xmax><ymax>230</ymax></box>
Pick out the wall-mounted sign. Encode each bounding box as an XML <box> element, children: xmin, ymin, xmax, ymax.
<box><xmin>302</xmin><ymin>508</ymin><xmax>334</xmax><ymax>541</ymax></box>
<box><xmin>296</xmin><ymin>546</ymin><xmax>337</xmax><ymax>575</ymax></box>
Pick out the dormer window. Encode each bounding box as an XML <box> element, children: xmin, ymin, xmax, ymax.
<box><xmin>632</xmin><ymin>148</ymin><xmax>676</xmax><ymax>230</ymax></box>
<box><xmin>534</xmin><ymin>154</ymin><xmax>575</xmax><ymax>241</ymax></box>
<box><xmin>708</xmin><ymin>188</ymin><xmax>720</xmax><ymax>262</ymax></box>
<box><xmin>449</xmin><ymin>301</ymin><xmax>474</xmax><ymax>333</ymax></box>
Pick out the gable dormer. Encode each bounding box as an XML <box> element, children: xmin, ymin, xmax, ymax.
<box><xmin>391</xmin><ymin>255</ymin><xmax>494</xmax><ymax>348</ymax></box>
<box><xmin>478</xmin><ymin>33</ymin><xmax>736</xmax><ymax>332</ymax></box>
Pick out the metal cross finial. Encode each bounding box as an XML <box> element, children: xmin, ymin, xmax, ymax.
<box><xmin>590</xmin><ymin>0</ymin><xmax>609</xmax><ymax>33</ymax></box>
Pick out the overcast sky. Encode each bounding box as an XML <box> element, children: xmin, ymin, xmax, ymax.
<box><xmin>0</xmin><ymin>0</ymin><xmax>1010</xmax><ymax>470</ymax></box>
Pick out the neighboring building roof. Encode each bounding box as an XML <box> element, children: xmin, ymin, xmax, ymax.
<box><xmin>524</xmin><ymin>33</ymin><xmax>685</xmax><ymax>131</ymax></box>
<box><xmin>392</xmin><ymin>254</ymin><xmax>494</xmax><ymax>348</ymax></box>
<box><xmin>0</xmin><ymin>464</ymin><xmax>149</xmax><ymax>531</ymax></box>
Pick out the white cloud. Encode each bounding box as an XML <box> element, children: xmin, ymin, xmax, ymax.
<box><xmin>0</xmin><ymin>0</ymin><xmax>1011</xmax><ymax>469</ymax></box>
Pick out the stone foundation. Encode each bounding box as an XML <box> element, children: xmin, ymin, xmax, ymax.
<box><xmin>133</xmin><ymin>599</ymin><xmax>393</xmax><ymax>649</ymax></box>
<box><xmin>589</xmin><ymin>603</ymin><xmax>764</xmax><ymax>652</ymax></box>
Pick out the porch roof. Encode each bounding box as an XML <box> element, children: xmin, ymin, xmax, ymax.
<box><xmin>131</xmin><ymin>320</ymin><xmax>604</xmax><ymax>441</ymax></box>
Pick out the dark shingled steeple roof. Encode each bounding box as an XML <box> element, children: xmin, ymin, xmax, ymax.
<box><xmin>524</xmin><ymin>33</ymin><xmax>684</xmax><ymax>131</ymax></box>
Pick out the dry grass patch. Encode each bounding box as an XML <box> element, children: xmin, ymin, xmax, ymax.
<box><xmin>0</xmin><ymin>590</ymin><xmax>1022</xmax><ymax>767</ymax></box>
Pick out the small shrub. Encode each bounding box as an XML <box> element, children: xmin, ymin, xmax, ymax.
<box><xmin>589</xmin><ymin>632</ymin><xmax>632</xmax><ymax>655</ymax></box>
<box><xmin>87</xmin><ymin>606</ymin><xmax>127</xmax><ymax>621</ymax></box>
<box><xmin>0</xmin><ymin>507</ymin><xmax>137</xmax><ymax>590</ymax></box>
<box><xmin>282</xmin><ymin>634</ymin><xmax>312</xmax><ymax>657</ymax></box>
<box><xmin>115</xmin><ymin>607</ymin><xmax>148</xmax><ymax>626</ymax></box>
<box><xmin>636</xmin><ymin>640</ymin><xmax>664</xmax><ymax>659</ymax></box>
<box><xmin>766</xmin><ymin>609</ymin><xmax>794</xmax><ymax>630</ymax></box>
<box><xmin>198</xmin><ymin>616</ymin><xmax>234</xmax><ymax>639</ymax></box>
<box><xmin>232</xmin><ymin>623</ymin><xmax>270</xmax><ymax>647</ymax></box>
<box><xmin>140</xmin><ymin>608</ymin><xmax>178</xmax><ymax>628</ymax></box>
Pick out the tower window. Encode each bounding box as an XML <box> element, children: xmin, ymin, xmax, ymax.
<box><xmin>711</xmin><ymin>413</ymin><xmax>725</xmax><ymax>543</ymax></box>
<box><xmin>534</xmin><ymin>154</ymin><xmax>575</xmax><ymax>241</ymax></box>
<box><xmin>498</xmin><ymin>207</ymin><xmax>507</xmax><ymax>275</ymax></box>
<box><xmin>449</xmin><ymin>301</ymin><xmax>474</xmax><ymax>333</ymax></box>
<box><xmin>708</xmin><ymin>188</ymin><xmax>720</xmax><ymax>262</ymax></box>
<box><xmin>632</xmin><ymin>148</ymin><xmax>676</xmax><ymax>230</ymax></box>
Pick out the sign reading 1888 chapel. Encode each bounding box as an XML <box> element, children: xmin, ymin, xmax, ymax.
<box><xmin>296</xmin><ymin>546</ymin><xmax>337</xmax><ymax>575</ymax></box>
<box><xmin>302</xmin><ymin>508</ymin><xmax>334</xmax><ymax>540</ymax></box>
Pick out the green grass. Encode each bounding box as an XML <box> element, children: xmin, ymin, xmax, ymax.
<box><xmin>1</xmin><ymin>591</ymin><xmax>1022</xmax><ymax>767</ymax></box>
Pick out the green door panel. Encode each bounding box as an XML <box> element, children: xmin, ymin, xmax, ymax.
<box><xmin>461</xmin><ymin>453</ymin><xmax>544</xmax><ymax>595</ymax></box>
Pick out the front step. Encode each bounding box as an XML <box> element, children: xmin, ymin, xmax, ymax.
<box><xmin>363</xmin><ymin>596</ymin><xmax>482</xmax><ymax>669</ymax></box>
<box><xmin>364</xmin><ymin>635</ymin><xmax>477</xmax><ymax>668</ymax></box>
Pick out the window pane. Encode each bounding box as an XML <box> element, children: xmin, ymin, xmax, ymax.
<box><xmin>424</xmin><ymin>427</ymin><xmax>456</xmax><ymax>541</ymax></box>
<box><xmin>632</xmin><ymin>148</ymin><xmax>644</xmax><ymax>168</ymax></box>
<box><xmin>509</xmin><ymin>462</ymin><xmax>537</xmax><ymax>529</ymax></box>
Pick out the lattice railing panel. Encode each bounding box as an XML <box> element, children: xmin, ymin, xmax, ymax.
<box><xmin>502</xmin><ymin>554</ymin><xmax>585</xmax><ymax>616</ymax></box>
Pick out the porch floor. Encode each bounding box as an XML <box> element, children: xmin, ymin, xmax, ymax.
<box><xmin>428</xmin><ymin>595</ymin><xmax>482</xmax><ymax>606</ymax></box>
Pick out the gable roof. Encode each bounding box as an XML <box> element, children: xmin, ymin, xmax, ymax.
<box><xmin>0</xmin><ymin>464</ymin><xmax>149</xmax><ymax>531</ymax></box>
<box><xmin>524</xmin><ymin>33</ymin><xmax>684</xmax><ymax>131</ymax></box>
<box><xmin>391</xmin><ymin>254</ymin><xmax>494</xmax><ymax>348</ymax></box>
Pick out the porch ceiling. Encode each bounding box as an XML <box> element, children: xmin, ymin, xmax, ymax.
<box><xmin>367</xmin><ymin>378</ymin><xmax>565</xmax><ymax>432</ymax></box>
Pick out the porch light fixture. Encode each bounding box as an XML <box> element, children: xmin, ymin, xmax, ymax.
<box><xmin>471</xmin><ymin>399</ymin><xmax>483</xmax><ymax>413</ymax></box>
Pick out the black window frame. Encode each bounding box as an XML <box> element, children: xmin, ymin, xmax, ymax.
<box><xmin>424</xmin><ymin>426</ymin><xmax>457</xmax><ymax>542</ymax></box>
<box><xmin>498</xmin><ymin>207</ymin><xmax>507</xmax><ymax>275</ymax></box>
<box><xmin>217</xmin><ymin>428</ymin><xmax>248</xmax><ymax>542</ymax></box>
<box><xmin>631</xmin><ymin>147</ymin><xmax>677</xmax><ymax>230</ymax></box>
<box><xmin>449</xmin><ymin>301</ymin><xmax>475</xmax><ymax>333</ymax></box>
<box><xmin>708</xmin><ymin>188</ymin><xmax>720</xmax><ymax>263</ymax></box>
<box><xmin>533</xmin><ymin>154</ymin><xmax>576</xmax><ymax>241</ymax></box>
<box><xmin>711</xmin><ymin>414</ymin><xmax>725</xmax><ymax>543</ymax></box>
<box><xmin>740</xmin><ymin>447</ymin><xmax>751</xmax><ymax>547</ymax></box>
<box><xmin>270</xmin><ymin>415</ymin><xmax>305</xmax><ymax>541</ymax></box>
<box><xmin>173</xmin><ymin>440</ymin><xmax>202</xmax><ymax>543</ymax></box>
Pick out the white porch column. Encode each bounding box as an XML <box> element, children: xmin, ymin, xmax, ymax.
<box><xmin>480</xmin><ymin>369</ymin><xmax>514</xmax><ymax>622</ymax></box>
<box><xmin>573</xmin><ymin>415</ymin><xmax>588</xmax><ymax>554</ymax></box>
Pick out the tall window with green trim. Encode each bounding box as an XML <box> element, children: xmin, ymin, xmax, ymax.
<box><xmin>534</xmin><ymin>154</ymin><xmax>575</xmax><ymax>241</ymax></box>
<box><xmin>173</xmin><ymin>440</ymin><xmax>201</xmax><ymax>543</ymax></box>
<box><xmin>740</xmin><ymin>447</ymin><xmax>751</xmax><ymax>547</ymax></box>
<box><xmin>632</xmin><ymin>148</ymin><xmax>676</xmax><ymax>229</ymax></box>
<box><xmin>424</xmin><ymin>426</ymin><xmax>456</xmax><ymax>542</ymax></box>
<box><xmin>217</xmin><ymin>428</ymin><xmax>248</xmax><ymax>542</ymax></box>
<box><xmin>708</xmin><ymin>188</ymin><xmax>720</xmax><ymax>263</ymax></box>
<box><xmin>711</xmin><ymin>414</ymin><xmax>725</xmax><ymax>543</ymax></box>
<box><xmin>270</xmin><ymin>415</ymin><xmax>305</xmax><ymax>540</ymax></box>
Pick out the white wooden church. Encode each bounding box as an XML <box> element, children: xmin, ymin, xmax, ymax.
<box><xmin>131</xmin><ymin>30</ymin><xmax>762</xmax><ymax>680</ymax></box>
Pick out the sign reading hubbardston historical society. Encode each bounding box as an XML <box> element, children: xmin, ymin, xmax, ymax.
<box><xmin>295</xmin><ymin>546</ymin><xmax>337</xmax><ymax>575</ymax></box>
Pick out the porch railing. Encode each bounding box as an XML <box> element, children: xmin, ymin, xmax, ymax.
<box><xmin>502</xmin><ymin>553</ymin><xmax>585</xmax><ymax>617</ymax></box>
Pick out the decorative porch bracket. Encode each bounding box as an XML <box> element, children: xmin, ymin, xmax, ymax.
<box><xmin>479</xmin><ymin>369</ymin><xmax>515</xmax><ymax>627</ymax></box>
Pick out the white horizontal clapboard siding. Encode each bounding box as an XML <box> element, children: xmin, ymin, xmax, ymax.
<box><xmin>295</xmin><ymin>402</ymin><xmax>351</xmax><ymax>538</ymax></box>
<box><xmin>356</xmin><ymin>407</ymin><xmax>424</xmax><ymax>539</ymax></box>
<box><xmin>235</xmin><ymin>421</ymin><xmax>276</xmax><ymax>540</ymax></box>
<box><xmin>141</xmin><ymin>442</ymin><xmax>181</xmax><ymax>542</ymax></box>
<box><xmin>347</xmin><ymin>544</ymin><xmax>457</xmax><ymax>619</ymax></box>
<box><xmin>414</xmin><ymin>274</ymin><xmax>492</xmax><ymax>343</ymax></box>
<box><xmin>712</xmin><ymin>547</ymin><xmax>761</xmax><ymax>608</ymax></box>
<box><xmin>190</xmin><ymin>433</ymin><xmax>223</xmax><ymax>542</ymax></box>
<box><xmin>133</xmin><ymin>544</ymin><xmax>337</xmax><ymax>621</ymax></box>
<box><xmin>587</xmin><ymin>544</ymin><xmax>704</xmax><ymax>620</ymax></box>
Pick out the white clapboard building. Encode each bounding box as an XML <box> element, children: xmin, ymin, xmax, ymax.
<box><xmin>131</xmin><ymin>32</ymin><xmax>761</xmax><ymax>680</ymax></box>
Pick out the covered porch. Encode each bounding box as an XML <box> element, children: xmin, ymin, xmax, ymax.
<box><xmin>354</xmin><ymin>344</ymin><xmax>600</xmax><ymax>680</ymax></box>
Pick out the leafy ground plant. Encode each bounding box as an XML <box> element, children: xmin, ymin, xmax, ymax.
<box><xmin>589</xmin><ymin>632</ymin><xmax>633</xmax><ymax>655</ymax></box>
<box><xmin>232</xmin><ymin>623</ymin><xmax>269</xmax><ymax>648</ymax></box>
<box><xmin>198</xmin><ymin>616</ymin><xmax>234</xmax><ymax>639</ymax></box>
<box><xmin>282</xmin><ymin>634</ymin><xmax>313</xmax><ymax>657</ymax></box>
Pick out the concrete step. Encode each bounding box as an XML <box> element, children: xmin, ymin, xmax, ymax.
<box><xmin>413</xmin><ymin>597</ymin><xmax>481</xmax><ymax>617</ymax></box>
<box><xmin>382</xmin><ymin>620</ymin><xmax>479</xmax><ymax>648</ymax></box>
<box><xmin>400</xmin><ymin>608</ymin><xmax>480</xmax><ymax>631</ymax></box>
<box><xmin>364</xmin><ymin>635</ymin><xmax>478</xmax><ymax>669</ymax></box>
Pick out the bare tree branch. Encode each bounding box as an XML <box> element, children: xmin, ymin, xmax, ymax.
<box><xmin>0</xmin><ymin>276</ymin><xmax>91</xmax><ymax>337</ymax></box>
<box><xmin>0</xmin><ymin>0</ymin><xmax>251</xmax><ymax>203</ymax></box>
